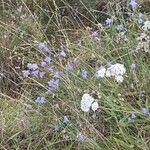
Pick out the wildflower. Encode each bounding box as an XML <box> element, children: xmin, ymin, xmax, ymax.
<box><xmin>27</xmin><ymin>63</ymin><xmax>38</xmax><ymax>70</ymax></box>
<box><xmin>39</xmin><ymin>71</ymin><xmax>45</xmax><ymax>78</ymax></box>
<box><xmin>128</xmin><ymin>113</ymin><xmax>136</xmax><ymax>121</ymax></box>
<box><xmin>81</xmin><ymin>94</ymin><xmax>94</xmax><ymax>112</ymax></box>
<box><xmin>22</xmin><ymin>70</ymin><xmax>30</xmax><ymax>77</ymax></box>
<box><xmin>108</xmin><ymin>63</ymin><xmax>126</xmax><ymax>76</ymax></box>
<box><xmin>138</xmin><ymin>13</ymin><xmax>144</xmax><ymax>18</ymax></box>
<box><xmin>106</xmin><ymin>63</ymin><xmax>126</xmax><ymax>82</ymax></box>
<box><xmin>81</xmin><ymin>69</ymin><xmax>88</xmax><ymax>79</ymax></box>
<box><xmin>116</xmin><ymin>24</ymin><xmax>124</xmax><ymax>31</ymax></box>
<box><xmin>135</xmin><ymin>33</ymin><xmax>150</xmax><ymax>52</ymax></box>
<box><xmin>59</xmin><ymin>50</ymin><xmax>66</xmax><ymax>57</ymax></box>
<box><xmin>130</xmin><ymin>63</ymin><xmax>136</xmax><ymax>70</ymax></box>
<box><xmin>141</xmin><ymin>108</ymin><xmax>149</xmax><ymax>116</ymax></box>
<box><xmin>35</xmin><ymin>96</ymin><xmax>45</xmax><ymax>104</ymax></box>
<box><xmin>38</xmin><ymin>42</ymin><xmax>49</xmax><ymax>52</ymax></box>
<box><xmin>106</xmin><ymin>68</ymin><xmax>112</xmax><ymax>77</ymax></box>
<box><xmin>44</xmin><ymin>56</ymin><xmax>51</xmax><ymax>64</ymax></box>
<box><xmin>105</xmin><ymin>18</ymin><xmax>113</xmax><ymax>25</ymax></box>
<box><xmin>53</xmin><ymin>124</ymin><xmax>60</xmax><ymax>131</ymax></box>
<box><xmin>91</xmin><ymin>31</ymin><xmax>98</xmax><ymax>38</ymax></box>
<box><xmin>48</xmin><ymin>79</ymin><xmax>59</xmax><ymax>91</ymax></box>
<box><xmin>65</xmin><ymin>63</ymin><xmax>73</xmax><ymax>72</ymax></box>
<box><xmin>63</xmin><ymin>116</ymin><xmax>69</xmax><ymax>124</ymax></box>
<box><xmin>41</xmin><ymin>61</ymin><xmax>47</xmax><ymax>67</ymax></box>
<box><xmin>48</xmin><ymin>66</ymin><xmax>54</xmax><ymax>72</ymax></box>
<box><xmin>31</xmin><ymin>70</ymin><xmax>39</xmax><ymax>77</ymax></box>
<box><xmin>91</xmin><ymin>101</ymin><xmax>99</xmax><ymax>111</ymax></box>
<box><xmin>77</xmin><ymin>132</ymin><xmax>86</xmax><ymax>141</ymax></box>
<box><xmin>115</xmin><ymin>75</ymin><xmax>124</xmax><ymax>83</ymax></box>
<box><xmin>95</xmin><ymin>66</ymin><xmax>106</xmax><ymax>78</ymax></box>
<box><xmin>142</xmin><ymin>21</ymin><xmax>150</xmax><ymax>31</ymax></box>
<box><xmin>53</xmin><ymin>71</ymin><xmax>61</xmax><ymax>78</ymax></box>
<box><xmin>129</xmin><ymin>0</ymin><xmax>138</xmax><ymax>10</ymax></box>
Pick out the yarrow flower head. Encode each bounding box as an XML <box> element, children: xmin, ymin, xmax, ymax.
<box><xmin>81</xmin><ymin>94</ymin><xmax>94</xmax><ymax>112</ymax></box>
<box><xmin>81</xmin><ymin>94</ymin><xmax>99</xmax><ymax>112</ymax></box>
<box><xmin>115</xmin><ymin>75</ymin><xmax>124</xmax><ymax>83</ymax></box>
<box><xmin>38</xmin><ymin>42</ymin><xmax>49</xmax><ymax>52</ymax></box>
<box><xmin>105</xmin><ymin>18</ymin><xmax>113</xmax><ymax>26</ymax></box>
<box><xmin>91</xmin><ymin>101</ymin><xmax>99</xmax><ymax>111</ymax></box>
<box><xmin>109</xmin><ymin>63</ymin><xmax>126</xmax><ymax>76</ymax></box>
<box><xmin>142</xmin><ymin>21</ymin><xmax>150</xmax><ymax>31</ymax></box>
<box><xmin>129</xmin><ymin>0</ymin><xmax>138</xmax><ymax>10</ymax></box>
<box><xmin>22</xmin><ymin>70</ymin><xmax>30</xmax><ymax>77</ymax></box>
<box><xmin>35</xmin><ymin>96</ymin><xmax>45</xmax><ymax>104</ymax></box>
<box><xmin>106</xmin><ymin>63</ymin><xmax>126</xmax><ymax>83</ymax></box>
<box><xmin>81</xmin><ymin>69</ymin><xmax>88</xmax><ymax>79</ymax></box>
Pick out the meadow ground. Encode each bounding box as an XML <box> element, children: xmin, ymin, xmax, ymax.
<box><xmin>0</xmin><ymin>0</ymin><xmax>150</xmax><ymax>149</ymax></box>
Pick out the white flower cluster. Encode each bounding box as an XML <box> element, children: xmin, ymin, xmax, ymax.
<box><xmin>135</xmin><ymin>33</ymin><xmax>150</xmax><ymax>53</ymax></box>
<box><xmin>142</xmin><ymin>21</ymin><xmax>150</xmax><ymax>31</ymax></box>
<box><xmin>106</xmin><ymin>63</ymin><xmax>126</xmax><ymax>83</ymax></box>
<box><xmin>81</xmin><ymin>94</ymin><xmax>99</xmax><ymax>112</ymax></box>
<box><xmin>95</xmin><ymin>63</ymin><xmax>126</xmax><ymax>83</ymax></box>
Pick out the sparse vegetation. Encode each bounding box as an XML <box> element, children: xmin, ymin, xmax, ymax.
<box><xmin>0</xmin><ymin>0</ymin><xmax>150</xmax><ymax>149</ymax></box>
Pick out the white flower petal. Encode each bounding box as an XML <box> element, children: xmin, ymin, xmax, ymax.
<box><xmin>91</xmin><ymin>102</ymin><xmax>99</xmax><ymax>111</ymax></box>
<box><xmin>115</xmin><ymin>75</ymin><xmax>124</xmax><ymax>83</ymax></box>
<box><xmin>81</xmin><ymin>94</ymin><xmax>94</xmax><ymax>112</ymax></box>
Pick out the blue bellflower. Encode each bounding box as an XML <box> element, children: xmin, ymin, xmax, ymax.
<box><xmin>63</xmin><ymin>116</ymin><xmax>69</xmax><ymax>124</ymax></box>
<box><xmin>35</xmin><ymin>96</ymin><xmax>45</xmax><ymax>104</ymax></box>
<box><xmin>105</xmin><ymin>18</ymin><xmax>113</xmax><ymax>25</ymax></box>
<box><xmin>27</xmin><ymin>63</ymin><xmax>38</xmax><ymax>70</ymax></box>
<box><xmin>81</xmin><ymin>69</ymin><xmax>88</xmax><ymax>79</ymax></box>
<box><xmin>128</xmin><ymin>113</ymin><xmax>136</xmax><ymax>121</ymax></box>
<box><xmin>130</xmin><ymin>63</ymin><xmax>136</xmax><ymax>70</ymax></box>
<box><xmin>38</xmin><ymin>42</ymin><xmax>49</xmax><ymax>52</ymax></box>
<box><xmin>31</xmin><ymin>70</ymin><xmax>39</xmax><ymax>77</ymax></box>
<box><xmin>65</xmin><ymin>63</ymin><xmax>73</xmax><ymax>72</ymax></box>
<box><xmin>116</xmin><ymin>24</ymin><xmax>124</xmax><ymax>31</ymax></box>
<box><xmin>39</xmin><ymin>71</ymin><xmax>46</xmax><ymax>78</ymax></box>
<box><xmin>77</xmin><ymin>132</ymin><xmax>86</xmax><ymax>141</ymax></box>
<box><xmin>141</xmin><ymin>108</ymin><xmax>149</xmax><ymax>116</ymax></box>
<box><xmin>91</xmin><ymin>31</ymin><xmax>98</xmax><ymax>38</ymax></box>
<box><xmin>48</xmin><ymin>79</ymin><xmax>59</xmax><ymax>92</ymax></box>
<box><xmin>129</xmin><ymin>0</ymin><xmax>138</xmax><ymax>10</ymax></box>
